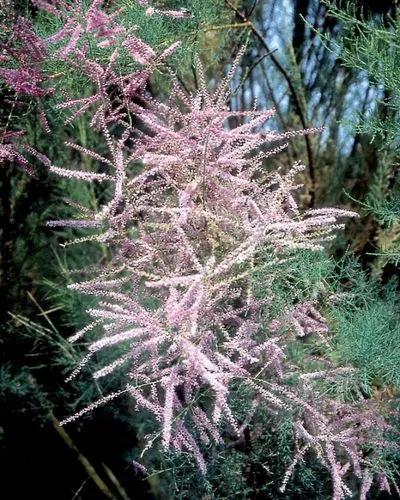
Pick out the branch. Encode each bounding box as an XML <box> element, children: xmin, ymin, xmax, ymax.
<box><xmin>204</xmin><ymin>21</ymin><xmax>251</xmax><ymax>31</ymax></box>
<box><xmin>102</xmin><ymin>463</ymin><xmax>131</xmax><ymax>500</ymax></box>
<box><xmin>224</xmin><ymin>0</ymin><xmax>316</xmax><ymax>205</ymax></box>
<box><xmin>50</xmin><ymin>413</ymin><xmax>118</xmax><ymax>499</ymax></box>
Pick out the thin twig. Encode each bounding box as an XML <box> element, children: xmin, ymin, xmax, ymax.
<box><xmin>247</xmin><ymin>0</ymin><xmax>259</xmax><ymax>18</ymax></box>
<box><xmin>230</xmin><ymin>49</ymin><xmax>277</xmax><ymax>99</ymax></box>
<box><xmin>71</xmin><ymin>478</ymin><xmax>89</xmax><ymax>500</ymax></box>
<box><xmin>204</xmin><ymin>21</ymin><xmax>251</xmax><ymax>31</ymax></box>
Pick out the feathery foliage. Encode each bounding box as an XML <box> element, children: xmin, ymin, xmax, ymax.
<box><xmin>2</xmin><ymin>2</ymin><xmax>400</xmax><ymax>499</ymax></box>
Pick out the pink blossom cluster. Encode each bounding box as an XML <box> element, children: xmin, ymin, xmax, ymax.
<box><xmin>32</xmin><ymin>0</ymin><xmax>126</xmax><ymax>53</ymax></box>
<box><xmin>0</xmin><ymin>17</ymin><xmax>47</xmax><ymax>98</ymax></box>
<box><xmin>0</xmin><ymin>0</ymin><xmax>182</xmax><ymax>168</ymax></box>
<box><xmin>55</xmin><ymin>57</ymin><xmax>392</xmax><ymax>500</ymax></box>
<box><xmin>0</xmin><ymin>15</ymin><xmax>51</xmax><ymax>136</ymax></box>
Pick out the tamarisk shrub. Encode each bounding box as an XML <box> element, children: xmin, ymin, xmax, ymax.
<box><xmin>19</xmin><ymin>1</ymin><xmax>396</xmax><ymax>498</ymax></box>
